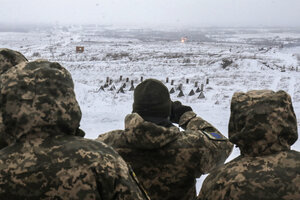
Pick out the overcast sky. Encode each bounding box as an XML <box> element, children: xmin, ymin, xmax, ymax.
<box><xmin>1</xmin><ymin>0</ymin><xmax>300</xmax><ymax>27</ymax></box>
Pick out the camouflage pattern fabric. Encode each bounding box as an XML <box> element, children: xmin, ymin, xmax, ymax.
<box><xmin>229</xmin><ymin>90</ymin><xmax>297</xmax><ymax>156</ymax></box>
<box><xmin>0</xmin><ymin>48</ymin><xmax>27</xmax><ymax>74</ymax></box>
<box><xmin>97</xmin><ymin>111</ymin><xmax>233</xmax><ymax>200</ymax></box>
<box><xmin>0</xmin><ymin>48</ymin><xmax>28</xmax><ymax>149</ymax></box>
<box><xmin>0</xmin><ymin>60</ymin><xmax>149</xmax><ymax>200</ymax></box>
<box><xmin>197</xmin><ymin>90</ymin><xmax>300</xmax><ymax>200</ymax></box>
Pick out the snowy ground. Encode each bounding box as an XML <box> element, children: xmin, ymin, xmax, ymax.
<box><xmin>1</xmin><ymin>25</ymin><xmax>300</xmax><ymax>194</ymax></box>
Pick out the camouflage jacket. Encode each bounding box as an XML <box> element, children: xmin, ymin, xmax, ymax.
<box><xmin>0</xmin><ymin>48</ymin><xmax>28</xmax><ymax>149</ymax></box>
<box><xmin>197</xmin><ymin>90</ymin><xmax>300</xmax><ymax>200</ymax></box>
<box><xmin>97</xmin><ymin>111</ymin><xmax>233</xmax><ymax>200</ymax></box>
<box><xmin>0</xmin><ymin>60</ymin><xmax>148</xmax><ymax>200</ymax></box>
<box><xmin>0</xmin><ymin>48</ymin><xmax>27</xmax><ymax>74</ymax></box>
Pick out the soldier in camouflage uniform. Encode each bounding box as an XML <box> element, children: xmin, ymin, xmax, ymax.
<box><xmin>0</xmin><ymin>60</ymin><xmax>149</xmax><ymax>200</ymax></box>
<box><xmin>0</xmin><ymin>48</ymin><xmax>28</xmax><ymax>149</ymax></box>
<box><xmin>97</xmin><ymin>79</ymin><xmax>233</xmax><ymax>200</ymax></box>
<box><xmin>197</xmin><ymin>90</ymin><xmax>300</xmax><ymax>200</ymax></box>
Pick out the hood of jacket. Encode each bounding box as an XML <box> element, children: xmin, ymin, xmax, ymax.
<box><xmin>0</xmin><ymin>60</ymin><xmax>82</xmax><ymax>145</ymax></box>
<box><xmin>0</xmin><ymin>48</ymin><xmax>28</xmax><ymax>148</ymax></box>
<box><xmin>123</xmin><ymin>113</ymin><xmax>181</xmax><ymax>149</ymax></box>
<box><xmin>229</xmin><ymin>90</ymin><xmax>298</xmax><ymax>156</ymax></box>
<box><xmin>0</xmin><ymin>48</ymin><xmax>28</xmax><ymax>74</ymax></box>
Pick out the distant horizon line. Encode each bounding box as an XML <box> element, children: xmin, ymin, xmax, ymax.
<box><xmin>1</xmin><ymin>22</ymin><xmax>300</xmax><ymax>30</ymax></box>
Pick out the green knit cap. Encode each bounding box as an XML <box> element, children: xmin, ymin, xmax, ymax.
<box><xmin>133</xmin><ymin>79</ymin><xmax>171</xmax><ymax>118</ymax></box>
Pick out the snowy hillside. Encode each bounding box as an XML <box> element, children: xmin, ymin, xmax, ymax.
<box><xmin>1</xmin><ymin>25</ymin><xmax>300</xmax><ymax>193</ymax></box>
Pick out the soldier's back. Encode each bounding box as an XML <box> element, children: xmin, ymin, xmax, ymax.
<box><xmin>98</xmin><ymin>112</ymin><xmax>233</xmax><ymax>200</ymax></box>
<box><xmin>0</xmin><ymin>135</ymin><xmax>147</xmax><ymax>200</ymax></box>
<box><xmin>198</xmin><ymin>150</ymin><xmax>300</xmax><ymax>200</ymax></box>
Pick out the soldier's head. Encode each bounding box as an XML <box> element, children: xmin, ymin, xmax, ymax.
<box><xmin>0</xmin><ymin>60</ymin><xmax>82</xmax><ymax>145</ymax></box>
<box><xmin>132</xmin><ymin>79</ymin><xmax>172</xmax><ymax>120</ymax></box>
<box><xmin>229</xmin><ymin>90</ymin><xmax>298</xmax><ymax>156</ymax></box>
<box><xmin>0</xmin><ymin>48</ymin><xmax>27</xmax><ymax>74</ymax></box>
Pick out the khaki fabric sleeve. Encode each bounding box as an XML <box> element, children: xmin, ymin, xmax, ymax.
<box><xmin>179</xmin><ymin>111</ymin><xmax>233</xmax><ymax>175</ymax></box>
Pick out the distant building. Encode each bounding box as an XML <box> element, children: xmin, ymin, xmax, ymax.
<box><xmin>76</xmin><ymin>46</ymin><xmax>84</xmax><ymax>53</ymax></box>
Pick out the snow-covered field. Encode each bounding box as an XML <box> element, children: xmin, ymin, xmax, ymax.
<box><xmin>1</xmin><ymin>25</ymin><xmax>300</xmax><ymax>193</ymax></box>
